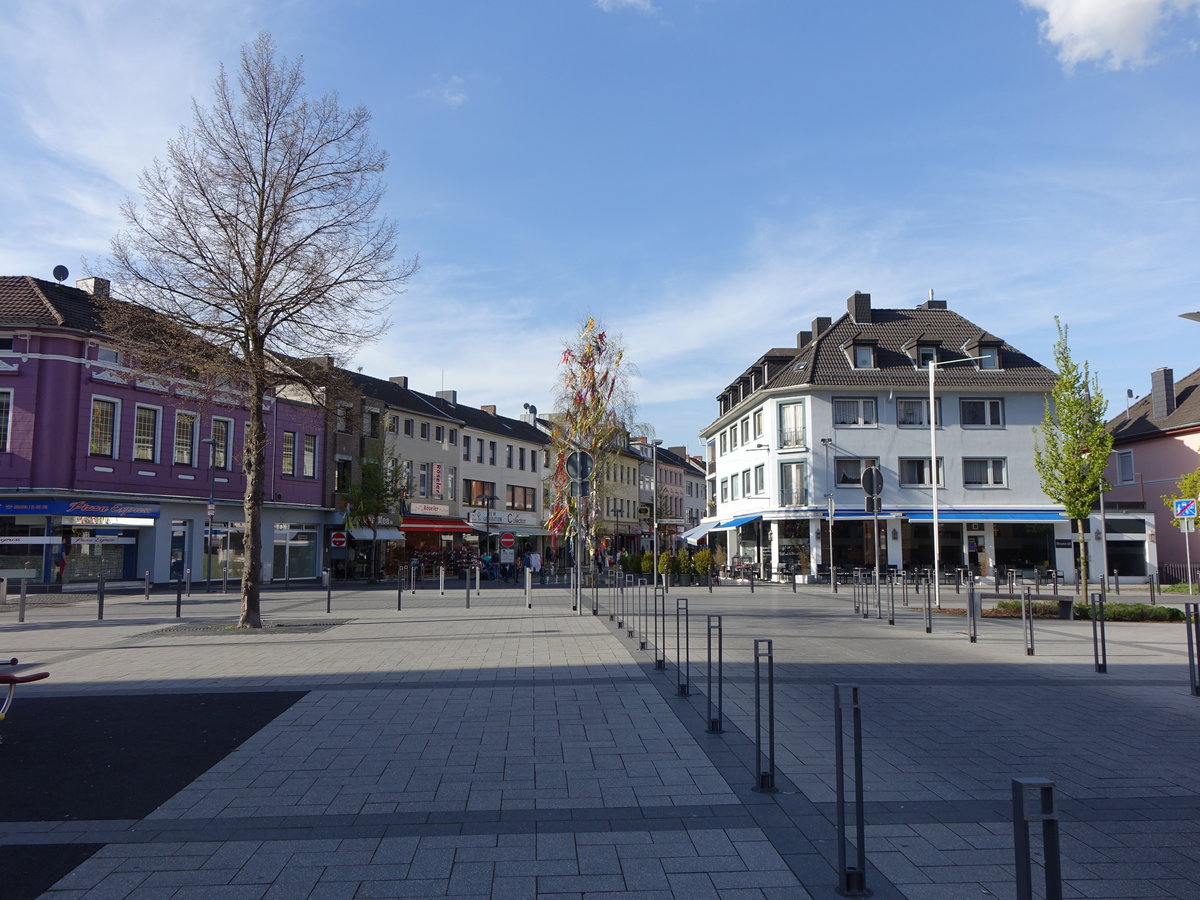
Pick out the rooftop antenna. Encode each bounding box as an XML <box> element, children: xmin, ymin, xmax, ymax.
<box><xmin>1124</xmin><ymin>388</ymin><xmax>1138</xmax><ymax>421</ymax></box>
<box><xmin>929</xmin><ymin>288</ymin><xmax>934</xmax><ymax>304</ymax></box>
<box><xmin>52</xmin><ymin>265</ymin><xmax>69</xmax><ymax>283</ymax></box>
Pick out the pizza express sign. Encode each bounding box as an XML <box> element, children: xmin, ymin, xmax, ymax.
<box><xmin>0</xmin><ymin>499</ymin><xmax>161</xmax><ymax>518</ymax></box>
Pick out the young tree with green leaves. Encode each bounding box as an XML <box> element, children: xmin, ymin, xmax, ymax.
<box><xmin>1033</xmin><ymin>318</ymin><xmax>1112</xmax><ymax>586</ymax></box>
<box><xmin>344</xmin><ymin>460</ymin><xmax>409</xmax><ymax>582</ymax></box>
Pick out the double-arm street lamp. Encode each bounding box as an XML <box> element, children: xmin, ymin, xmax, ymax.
<box><xmin>632</xmin><ymin>438</ymin><xmax>663</xmax><ymax>587</ymax></box>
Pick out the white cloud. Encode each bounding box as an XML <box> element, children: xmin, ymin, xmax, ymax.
<box><xmin>595</xmin><ymin>0</ymin><xmax>660</xmax><ymax>16</ymax></box>
<box><xmin>419</xmin><ymin>75</ymin><xmax>468</xmax><ymax>108</ymax></box>
<box><xmin>1022</xmin><ymin>0</ymin><xmax>1200</xmax><ymax>69</ymax></box>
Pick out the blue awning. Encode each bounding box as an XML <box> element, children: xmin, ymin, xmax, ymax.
<box><xmin>903</xmin><ymin>511</ymin><xmax>1065</xmax><ymax>523</ymax></box>
<box><xmin>712</xmin><ymin>514</ymin><xmax>763</xmax><ymax>530</ymax></box>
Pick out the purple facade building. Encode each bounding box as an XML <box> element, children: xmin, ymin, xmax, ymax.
<box><xmin>0</xmin><ymin>275</ymin><xmax>331</xmax><ymax>586</ymax></box>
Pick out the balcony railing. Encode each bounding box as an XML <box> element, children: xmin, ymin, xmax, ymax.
<box><xmin>778</xmin><ymin>428</ymin><xmax>805</xmax><ymax>448</ymax></box>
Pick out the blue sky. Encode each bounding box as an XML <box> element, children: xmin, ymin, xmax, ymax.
<box><xmin>2</xmin><ymin>1</ymin><xmax>1198</xmax><ymax>453</ymax></box>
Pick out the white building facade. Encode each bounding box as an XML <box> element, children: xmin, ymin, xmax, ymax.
<box><xmin>700</xmin><ymin>292</ymin><xmax>1134</xmax><ymax>582</ymax></box>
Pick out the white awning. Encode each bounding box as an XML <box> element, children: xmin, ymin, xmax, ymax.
<box><xmin>349</xmin><ymin>527</ymin><xmax>405</xmax><ymax>541</ymax></box>
<box><xmin>679</xmin><ymin>521</ymin><xmax>719</xmax><ymax>545</ymax></box>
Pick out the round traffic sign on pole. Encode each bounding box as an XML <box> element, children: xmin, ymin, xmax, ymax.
<box><xmin>330</xmin><ymin>531</ymin><xmax>347</xmax><ymax>548</ymax></box>
<box><xmin>565</xmin><ymin>450</ymin><xmax>594</xmax><ymax>481</ymax></box>
<box><xmin>499</xmin><ymin>532</ymin><xmax>516</xmax><ymax>549</ymax></box>
<box><xmin>861</xmin><ymin>466</ymin><xmax>884</xmax><ymax>497</ymax></box>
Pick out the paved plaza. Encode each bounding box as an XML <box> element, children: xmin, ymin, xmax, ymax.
<box><xmin>1</xmin><ymin>576</ymin><xmax>1197</xmax><ymax>899</ymax></box>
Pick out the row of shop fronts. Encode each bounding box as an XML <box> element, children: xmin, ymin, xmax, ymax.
<box><xmin>690</xmin><ymin>509</ymin><xmax>1157</xmax><ymax>583</ymax></box>
<box><xmin>1</xmin><ymin>497</ymin><xmax>563</xmax><ymax>588</ymax></box>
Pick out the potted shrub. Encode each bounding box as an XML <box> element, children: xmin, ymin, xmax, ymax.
<box><xmin>679</xmin><ymin>553</ymin><xmax>695</xmax><ymax>586</ymax></box>
<box><xmin>694</xmin><ymin>548</ymin><xmax>715</xmax><ymax>586</ymax></box>
<box><xmin>666</xmin><ymin>552</ymin><xmax>684</xmax><ymax>585</ymax></box>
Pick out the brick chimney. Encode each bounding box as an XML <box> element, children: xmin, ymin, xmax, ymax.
<box><xmin>1151</xmin><ymin>367</ymin><xmax>1176</xmax><ymax>419</ymax></box>
<box><xmin>847</xmin><ymin>291</ymin><xmax>871</xmax><ymax>323</ymax></box>
<box><xmin>76</xmin><ymin>277</ymin><xmax>110</xmax><ymax>298</ymax></box>
<box><xmin>389</xmin><ymin>376</ymin><xmax>408</xmax><ymax>388</ymax></box>
<box><xmin>481</xmin><ymin>405</ymin><xmax>497</xmax><ymax>416</ymax></box>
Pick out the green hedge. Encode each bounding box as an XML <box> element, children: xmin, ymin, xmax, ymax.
<box><xmin>992</xmin><ymin>600</ymin><xmax>1184</xmax><ymax>621</ymax></box>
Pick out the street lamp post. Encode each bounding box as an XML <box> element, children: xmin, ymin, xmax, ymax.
<box><xmin>821</xmin><ymin>437</ymin><xmax>835</xmax><ymax>592</ymax></box>
<box><xmin>633</xmin><ymin>439</ymin><xmax>663</xmax><ymax>589</ymax></box>
<box><xmin>202</xmin><ymin>437</ymin><xmax>217</xmax><ymax>592</ymax></box>
<box><xmin>929</xmin><ymin>355</ymin><xmax>988</xmax><ymax>611</ymax></box>
<box><xmin>483</xmin><ymin>493</ymin><xmax>497</xmax><ymax>579</ymax></box>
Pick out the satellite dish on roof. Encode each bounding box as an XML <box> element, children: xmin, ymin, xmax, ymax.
<box><xmin>52</xmin><ymin>265</ymin><xmax>69</xmax><ymax>282</ymax></box>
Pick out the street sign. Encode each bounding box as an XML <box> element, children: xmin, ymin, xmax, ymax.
<box><xmin>566</xmin><ymin>450</ymin><xmax>594</xmax><ymax>481</ymax></box>
<box><xmin>206</xmin><ymin>502</ymin><xmax>215</xmax><ymax>518</ymax></box>
<box><xmin>864</xmin><ymin>497</ymin><xmax>881</xmax><ymax>515</ymax></box>
<box><xmin>1184</xmin><ymin>519</ymin><xmax>1197</xmax><ymax>534</ymax></box>
<box><xmin>861</xmin><ymin>466</ymin><xmax>884</xmax><ymax>497</ymax></box>
<box><xmin>573</xmin><ymin>479</ymin><xmax>591</xmax><ymax>497</ymax></box>
<box><xmin>330</xmin><ymin>531</ymin><xmax>347</xmax><ymax>548</ymax></box>
<box><xmin>1175</xmin><ymin>499</ymin><xmax>1197</xmax><ymax>518</ymax></box>
<box><xmin>499</xmin><ymin>532</ymin><xmax>516</xmax><ymax>549</ymax></box>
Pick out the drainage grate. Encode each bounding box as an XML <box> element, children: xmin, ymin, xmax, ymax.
<box><xmin>140</xmin><ymin>619</ymin><xmax>352</xmax><ymax>637</ymax></box>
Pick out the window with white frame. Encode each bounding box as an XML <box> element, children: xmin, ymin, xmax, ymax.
<box><xmin>387</xmin><ymin>414</ymin><xmax>399</xmax><ymax>434</ymax></box>
<box><xmin>419</xmin><ymin>462</ymin><xmax>429</xmax><ymax>497</ymax></box>
<box><xmin>435</xmin><ymin>425</ymin><xmax>445</xmax><ymax>443</ymax></box>
<box><xmin>896</xmin><ymin>397</ymin><xmax>941</xmax><ymax>427</ymax></box>
<box><xmin>960</xmin><ymin>398</ymin><xmax>1004</xmax><ymax>427</ymax></box>
<box><xmin>835</xmin><ymin>456</ymin><xmax>878</xmax><ymax>487</ymax></box>
<box><xmin>740</xmin><ymin>418</ymin><xmax>750</xmax><ymax>444</ymax></box>
<box><xmin>899</xmin><ymin>457</ymin><xmax>944</xmax><ymax>486</ymax></box>
<box><xmin>730</xmin><ymin>424</ymin><xmax>739</xmax><ymax>449</ymax></box>
<box><xmin>0</xmin><ymin>390</ymin><xmax>12</xmax><ymax>453</ymax></box>
<box><xmin>719</xmin><ymin>478</ymin><xmax>729</xmax><ymax>502</ymax></box>
<box><xmin>833</xmin><ymin>397</ymin><xmax>877</xmax><ymax>426</ymax></box>
<box><xmin>963</xmin><ymin>457</ymin><xmax>1006</xmax><ymax>487</ymax></box>
<box><xmin>778</xmin><ymin>401</ymin><xmax>805</xmax><ymax>447</ymax></box>
<box><xmin>719</xmin><ymin>432</ymin><xmax>727</xmax><ymax>455</ymax></box>
<box><xmin>174</xmin><ymin>412</ymin><xmax>198</xmax><ymax>466</ymax></box>
<box><xmin>1116</xmin><ymin>450</ymin><xmax>1134</xmax><ymax>484</ymax></box>
<box><xmin>753</xmin><ymin>409</ymin><xmax>763</xmax><ymax>438</ymax></box>
<box><xmin>730</xmin><ymin>473</ymin><xmax>740</xmax><ymax>500</ymax></box>
<box><xmin>211</xmin><ymin>417</ymin><xmax>232</xmax><ymax>469</ymax></box>
<box><xmin>420</xmin><ymin>422</ymin><xmax>430</xmax><ymax>440</ymax></box>
<box><xmin>917</xmin><ymin>346</ymin><xmax>937</xmax><ymax>368</ymax></box>
<box><xmin>852</xmin><ymin>345</ymin><xmax>874</xmax><ymax>369</ymax></box>
<box><xmin>977</xmin><ymin>347</ymin><xmax>1000</xmax><ymax>369</ymax></box>
<box><xmin>754</xmin><ymin>464</ymin><xmax>765</xmax><ymax>494</ymax></box>
<box><xmin>281</xmin><ymin>431</ymin><xmax>296</xmax><ymax>475</ymax></box>
<box><xmin>403</xmin><ymin>418</ymin><xmax>414</xmax><ymax>436</ymax></box>
<box><xmin>741</xmin><ymin>469</ymin><xmax>751</xmax><ymax>496</ymax></box>
<box><xmin>303</xmin><ymin>434</ymin><xmax>317</xmax><ymax>477</ymax></box>
<box><xmin>779</xmin><ymin>460</ymin><xmax>807</xmax><ymax>505</ymax></box>
<box><xmin>133</xmin><ymin>405</ymin><xmax>160</xmax><ymax>462</ymax></box>
<box><xmin>463</xmin><ymin>435</ymin><xmax>471</xmax><ymax>461</ymax></box>
<box><xmin>90</xmin><ymin>397</ymin><xmax>119</xmax><ymax>457</ymax></box>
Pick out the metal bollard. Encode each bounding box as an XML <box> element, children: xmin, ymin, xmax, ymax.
<box><xmin>439</xmin><ymin>565</ymin><xmax>445</xmax><ymax>596</ymax></box>
<box><xmin>185</xmin><ymin>567</ymin><xmax>192</xmax><ymax>597</ymax></box>
<box><xmin>675</xmin><ymin>598</ymin><xmax>690</xmax><ymax>697</ymax></box>
<box><xmin>1186</xmin><ymin>603</ymin><xmax>1200</xmax><ymax>696</ymax></box>
<box><xmin>1012</xmin><ymin>779</ymin><xmax>1062</xmax><ymax>900</ymax></box>
<box><xmin>397</xmin><ymin>570</ymin><xmax>403</xmax><ymax>611</ymax></box>
<box><xmin>1112</xmin><ymin>569</ymin><xmax>1119</xmax><ymax>595</ymax></box>
<box><xmin>222</xmin><ymin>562</ymin><xmax>229</xmax><ymax>594</ymax></box>
<box><xmin>753</xmin><ymin>639</ymin><xmax>777</xmax><ymax>792</ymax></box>
<box><xmin>592</xmin><ymin>576</ymin><xmax>599</xmax><ymax>616</ymax></box>
<box><xmin>144</xmin><ymin>570</ymin><xmax>151</xmax><ymax>601</ymax></box>
<box><xmin>653</xmin><ymin>587</ymin><xmax>666</xmax><ymax>669</ymax></box>
<box><xmin>707</xmin><ymin>615</ymin><xmax>723</xmax><ymax>733</ymax></box>
<box><xmin>967</xmin><ymin>585</ymin><xmax>979</xmax><ymax>643</ymax></box>
<box><xmin>410</xmin><ymin>561</ymin><xmax>418</xmax><ymax>595</ymax></box>
<box><xmin>749</xmin><ymin>570</ymin><xmax>754</xmax><ymax>594</ymax></box>
<box><xmin>284</xmin><ymin>562</ymin><xmax>290</xmax><ymax>592</ymax></box>
<box><xmin>834</xmin><ymin>684</ymin><xmax>868</xmax><ymax>897</ymax></box>
<box><xmin>639</xmin><ymin>578</ymin><xmax>648</xmax><ymax>649</ymax></box>
<box><xmin>1090</xmin><ymin>593</ymin><xmax>1108</xmax><ymax>673</ymax></box>
<box><xmin>924</xmin><ymin>576</ymin><xmax>933</xmax><ymax>634</ymax></box>
<box><xmin>175</xmin><ymin>575</ymin><xmax>183</xmax><ymax>618</ymax></box>
<box><xmin>0</xmin><ymin>576</ymin><xmax>6</xmax><ymax>606</ymax></box>
<box><xmin>97</xmin><ymin>575</ymin><xmax>105</xmax><ymax>620</ymax></box>
<box><xmin>525</xmin><ymin>566</ymin><xmax>532</xmax><ymax>609</ymax></box>
<box><xmin>18</xmin><ymin>579</ymin><xmax>28</xmax><ymax>623</ymax></box>
<box><xmin>1020</xmin><ymin>587</ymin><xmax>1035</xmax><ymax>656</ymax></box>
<box><xmin>324</xmin><ymin>568</ymin><xmax>332</xmax><ymax>613</ymax></box>
<box><xmin>1149</xmin><ymin>572</ymin><xmax>1157</xmax><ymax>604</ymax></box>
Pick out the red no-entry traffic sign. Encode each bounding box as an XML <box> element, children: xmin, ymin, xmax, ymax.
<box><xmin>499</xmin><ymin>532</ymin><xmax>516</xmax><ymax>549</ymax></box>
<box><xmin>330</xmin><ymin>531</ymin><xmax>347</xmax><ymax>548</ymax></box>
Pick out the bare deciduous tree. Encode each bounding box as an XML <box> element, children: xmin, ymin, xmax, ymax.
<box><xmin>106</xmin><ymin>33</ymin><xmax>416</xmax><ymax>626</ymax></box>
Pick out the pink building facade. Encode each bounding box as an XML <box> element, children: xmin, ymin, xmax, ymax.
<box><xmin>0</xmin><ymin>275</ymin><xmax>332</xmax><ymax>586</ymax></box>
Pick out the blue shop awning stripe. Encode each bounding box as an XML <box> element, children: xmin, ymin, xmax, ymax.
<box><xmin>712</xmin><ymin>514</ymin><xmax>763</xmax><ymax>530</ymax></box>
<box><xmin>902</xmin><ymin>511</ymin><xmax>1065</xmax><ymax>523</ymax></box>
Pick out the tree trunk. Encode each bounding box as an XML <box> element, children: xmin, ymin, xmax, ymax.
<box><xmin>239</xmin><ymin>384</ymin><xmax>266</xmax><ymax>628</ymax></box>
<box><xmin>1077</xmin><ymin>518</ymin><xmax>1090</xmax><ymax>591</ymax></box>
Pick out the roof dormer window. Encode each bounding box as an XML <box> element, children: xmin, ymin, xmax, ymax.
<box><xmin>917</xmin><ymin>346</ymin><xmax>937</xmax><ymax>368</ymax></box>
<box><xmin>852</xmin><ymin>345</ymin><xmax>874</xmax><ymax>369</ymax></box>
<box><xmin>977</xmin><ymin>346</ymin><xmax>1000</xmax><ymax>369</ymax></box>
